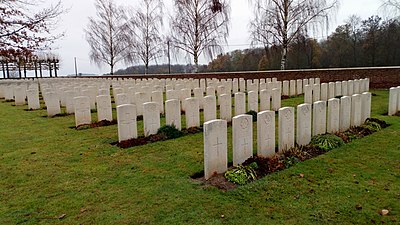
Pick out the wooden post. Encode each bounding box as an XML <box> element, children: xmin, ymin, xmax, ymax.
<box><xmin>23</xmin><ymin>63</ymin><xmax>27</xmax><ymax>78</ymax></box>
<box><xmin>49</xmin><ymin>61</ymin><xmax>52</xmax><ymax>78</ymax></box>
<box><xmin>54</xmin><ymin>60</ymin><xmax>58</xmax><ymax>77</ymax></box>
<box><xmin>6</xmin><ymin>61</ymin><xmax>9</xmax><ymax>78</ymax></box>
<box><xmin>18</xmin><ymin>62</ymin><xmax>22</xmax><ymax>79</ymax></box>
<box><xmin>39</xmin><ymin>62</ymin><xmax>42</xmax><ymax>78</ymax></box>
<box><xmin>1</xmin><ymin>62</ymin><xmax>5</xmax><ymax>79</ymax></box>
<box><xmin>34</xmin><ymin>61</ymin><xmax>38</xmax><ymax>78</ymax></box>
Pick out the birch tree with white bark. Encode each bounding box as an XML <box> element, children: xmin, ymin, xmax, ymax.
<box><xmin>124</xmin><ymin>0</ymin><xmax>164</xmax><ymax>74</ymax></box>
<box><xmin>170</xmin><ymin>0</ymin><xmax>230</xmax><ymax>72</ymax></box>
<box><xmin>249</xmin><ymin>0</ymin><xmax>339</xmax><ymax>70</ymax></box>
<box><xmin>85</xmin><ymin>0</ymin><xmax>128</xmax><ymax>75</ymax></box>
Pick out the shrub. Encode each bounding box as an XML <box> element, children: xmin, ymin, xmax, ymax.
<box><xmin>310</xmin><ymin>134</ymin><xmax>344</xmax><ymax>151</ymax></box>
<box><xmin>365</xmin><ymin>118</ymin><xmax>389</xmax><ymax>128</ymax></box>
<box><xmin>157</xmin><ymin>125</ymin><xmax>184</xmax><ymax>139</ymax></box>
<box><xmin>245</xmin><ymin>110</ymin><xmax>258</xmax><ymax>122</ymax></box>
<box><xmin>224</xmin><ymin>163</ymin><xmax>258</xmax><ymax>185</ymax></box>
<box><xmin>362</xmin><ymin>121</ymin><xmax>381</xmax><ymax>132</ymax></box>
<box><xmin>283</xmin><ymin>156</ymin><xmax>300</xmax><ymax>168</ymax></box>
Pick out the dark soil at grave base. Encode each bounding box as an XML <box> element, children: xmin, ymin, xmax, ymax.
<box><xmin>75</xmin><ymin>120</ymin><xmax>118</xmax><ymax>129</ymax></box>
<box><xmin>196</xmin><ymin>174</ymin><xmax>237</xmax><ymax>191</ymax></box>
<box><xmin>114</xmin><ymin>126</ymin><xmax>203</xmax><ymax>148</ymax></box>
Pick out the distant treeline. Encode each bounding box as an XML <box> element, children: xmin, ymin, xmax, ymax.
<box><xmin>115</xmin><ymin>16</ymin><xmax>400</xmax><ymax>74</ymax></box>
<box><xmin>114</xmin><ymin>64</ymin><xmax>208</xmax><ymax>75</ymax></box>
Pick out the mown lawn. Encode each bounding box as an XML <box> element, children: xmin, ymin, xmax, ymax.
<box><xmin>0</xmin><ymin>89</ymin><xmax>399</xmax><ymax>224</ymax></box>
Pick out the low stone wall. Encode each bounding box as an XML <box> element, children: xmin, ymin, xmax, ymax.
<box><xmin>99</xmin><ymin>67</ymin><xmax>400</xmax><ymax>89</ymax></box>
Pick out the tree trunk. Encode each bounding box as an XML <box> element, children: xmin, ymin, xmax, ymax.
<box><xmin>280</xmin><ymin>47</ymin><xmax>287</xmax><ymax>70</ymax></box>
<box><xmin>194</xmin><ymin>52</ymin><xmax>199</xmax><ymax>73</ymax></box>
<box><xmin>110</xmin><ymin>64</ymin><xmax>114</xmax><ymax>75</ymax></box>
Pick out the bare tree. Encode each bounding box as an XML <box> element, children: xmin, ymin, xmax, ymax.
<box><xmin>346</xmin><ymin>15</ymin><xmax>362</xmax><ymax>65</ymax></box>
<box><xmin>381</xmin><ymin>0</ymin><xmax>400</xmax><ymax>18</ymax></box>
<box><xmin>170</xmin><ymin>0</ymin><xmax>230</xmax><ymax>72</ymax></box>
<box><xmin>0</xmin><ymin>0</ymin><xmax>64</xmax><ymax>57</ymax></box>
<box><xmin>85</xmin><ymin>0</ymin><xmax>128</xmax><ymax>75</ymax></box>
<box><xmin>249</xmin><ymin>0</ymin><xmax>339</xmax><ymax>70</ymax></box>
<box><xmin>125</xmin><ymin>0</ymin><xmax>164</xmax><ymax>74</ymax></box>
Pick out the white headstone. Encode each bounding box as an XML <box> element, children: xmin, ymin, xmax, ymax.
<box><xmin>143</xmin><ymin>102</ymin><xmax>160</xmax><ymax>137</ymax></box>
<box><xmin>388</xmin><ymin>87</ymin><xmax>398</xmax><ymax>116</ymax></box>
<box><xmin>117</xmin><ymin>104</ymin><xmax>137</xmax><ymax>142</ymax></box>
<box><xmin>361</xmin><ymin>92</ymin><xmax>371</xmax><ymax>122</ymax></box>
<box><xmin>232</xmin><ymin>114</ymin><xmax>253</xmax><ymax>166</ymax></box>
<box><xmin>320</xmin><ymin>83</ymin><xmax>328</xmax><ymax>101</ymax></box>
<box><xmin>304</xmin><ymin>84</ymin><xmax>313</xmax><ymax>104</ymax></box>
<box><xmin>328</xmin><ymin>82</ymin><xmax>335</xmax><ymax>99</ymax></box>
<box><xmin>26</xmin><ymin>89</ymin><xmax>40</xmax><ymax>110</ymax></box>
<box><xmin>271</xmin><ymin>88</ymin><xmax>281</xmax><ymax>111</ymax></box>
<box><xmin>115</xmin><ymin>93</ymin><xmax>130</xmax><ymax>107</ymax></box>
<box><xmin>203</xmin><ymin>95</ymin><xmax>217</xmax><ymax>122</ymax></box>
<box><xmin>151</xmin><ymin>91</ymin><xmax>164</xmax><ymax>114</ymax></box>
<box><xmin>206</xmin><ymin>86</ymin><xmax>215</xmax><ymax>97</ymax></box>
<box><xmin>257</xmin><ymin>110</ymin><xmax>275</xmax><ymax>157</ymax></box>
<box><xmin>74</xmin><ymin>96</ymin><xmax>92</xmax><ymax>127</ymax></box>
<box><xmin>340</xmin><ymin>96</ymin><xmax>351</xmax><ymax>132</ymax></box>
<box><xmin>354</xmin><ymin>80</ymin><xmax>360</xmax><ymax>94</ymax></box>
<box><xmin>282</xmin><ymin>80</ymin><xmax>289</xmax><ymax>96</ymax></box>
<box><xmin>219</xmin><ymin>94</ymin><xmax>232</xmax><ymax>122</ymax></box>
<box><xmin>193</xmin><ymin>87</ymin><xmax>204</xmax><ymax>109</ymax></box>
<box><xmin>165</xmin><ymin>99</ymin><xmax>181</xmax><ymax>130</ymax></box>
<box><xmin>296</xmin><ymin>103</ymin><xmax>312</xmax><ymax>146</ymax></box>
<box><xmin>296</xmin><ymin>79</ymin><xmax>303</xmax><ymax>95</ymax></box>
<box><xmin>234</xmin><ymin>92</ymin><xmax>246</xmax><ymax>116</ymax></box>
<box><xmin>248</xmin><ymin>91</ymin><xmax>258</xmax><ymax>112</ymax></box>
<box><xmin>135</xmin><ymin>92</ymin><xmax>150</xmax><ymax>116</ymax></box>
<box><xmin>335</xmin><ymin>81</ymin><xmax>342</xmax><ymax>96</ymax></box>
<box><xmin>260</xmin><ymin>89</ymin><xmax>271</xmax><ymax>111</ymax></box>
<box><xmin>327</xmin><ymin>98</ymin><xmax>340</xmax><ymax>133</ymax></box>
<box><xmin>14</xmin><ymin>86</ymin><xmax>26</xmax><ymax>106</ymax></box>
<box><xmin>46</xmin><ymin>92</ymin><xmax>61</xmax><ymax>117</ymax></box>
<box><xmin>204</xmin><ymin>119</ymin><xmax>228</xmax><ymax>180</ymax></box>
<box><xmin>313</xmin><ymin>101</ymin><xmax>327</xmax><ymax>136</ymax></box>
<box><xmin>347</xmin><ymin>80</ymin><xmax>354</xmax><ymax>96</ymax></box>
<box><xmin>278</xmin><ymin>107</ymin><xmax>295</xmax><ymax>152</ymax></box>
<box><xmin>313</xmin><ymin>84</ymin><xmax>321</xmax><ymax>102</ymax></box>
<box><xmin>65</xmin><ymin>90</ymin><xmax>76</xmax><ymax>114</ymax></box>
<box><xmin>96</xmin><ymin>95</ymin><xmax>113</xmax><ymax>122</ymax></box>
<box><xmin>341</xmin><ymin>81</ymin><xmax>348</xmax><ymax>96</ymax></box>
<box><xmin>351</xmin><ymin>94</ymin><xmax>362</xmax><ymax>126</ymax></box>
<box><xmin>290</xmin><ymin>80</ymin><xmax>296</xmax><ymax>97</ymax></box>
<box><xmin>185</xmin><ymin>97</ymin><xmax>200</xmax><ymax>128</ymax></box>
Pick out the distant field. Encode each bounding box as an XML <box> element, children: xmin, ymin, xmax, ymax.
<box><xmin>0</xmin><ymin>89</ymin><xmax>399</xmax><ymax>224</ymax></box>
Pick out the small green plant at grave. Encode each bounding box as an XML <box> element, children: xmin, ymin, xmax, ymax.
<box><xmin>283</xmin><ymin>156</ymin><xmax>301</xmax><ymax>168</ymax></box>
<box><xmin>310</xmin><ymin>134</ymin><xmax>344</xmax><ymax>151</ymax></box>
<box><xmin>245</xmin><ymin>110</ymin><xmax>257</xmax><ymax>122</ymax></box>
<box><xmin>362</xmin><ymin>121</ymin><xmax>382</xmax><ymax>132</ymax></box>
<box><xmin>157</xmin><ymin>125</ymin><xmax>184</xmax><ymax>139</ymax></box>
<box><xmin>224</xmin><ymin>162</ymin><xmax>258</xmax><ymax>185</ymax></box>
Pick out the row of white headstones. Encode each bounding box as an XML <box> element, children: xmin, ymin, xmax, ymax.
<box><xmin>203</xmin><ymin>92</ymin><xmax>372</xmax><ymax>180</ymax></box>
<box><xmin>0</xmin><ymin>77</ymin><xmax>370</xmax><ymax>138</ymax></box>
<box><xmin>0</xmin><ymin>76</ymin><xmax>313</xmax><ymax>126</ymax></box>
<box><xmin>303</xmin><ymin>78</ymin><xmax>369</xmax><ymax>103</ymax></box>
<box><xmin>388</xmin><ymin>86</ymin><xmax>400</xmax><ymax>116</ymax></box>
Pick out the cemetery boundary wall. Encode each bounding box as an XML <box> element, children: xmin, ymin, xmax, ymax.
<box><xmin>98</xmin><ymin>67</ymin><xmax>400</xmax><ymax>89</ymax></box>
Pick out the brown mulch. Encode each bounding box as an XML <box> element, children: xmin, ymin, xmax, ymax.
<box><xmin>114</xmin><ymin>126</ymin><xmax>203</xmax><ymax>148</ymax></box>
<box><xmin>196</xmin><ymin>174</ymin><xmax>237</xmax><ymax>191</ymax></box>
<box><xmin>76</xmin><ymin>120</ymin><xmax>118</xmax><ymax>130</ymax></box>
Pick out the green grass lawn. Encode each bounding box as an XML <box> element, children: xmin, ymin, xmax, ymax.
<box><xmin>0</xmin><ymin>89</ymin><xmax>399</xmax><ymax>224</ymax></box>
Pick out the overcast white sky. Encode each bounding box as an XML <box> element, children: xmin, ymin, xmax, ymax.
<box><xmin>46</xmin><ymin>0</ymin><xmax>385</xmax><ymax>75</ymax></box>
